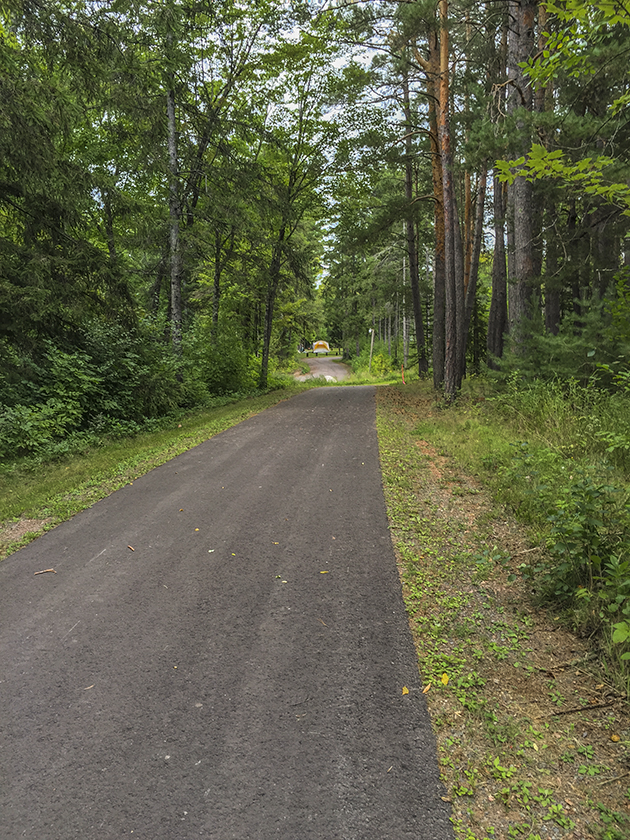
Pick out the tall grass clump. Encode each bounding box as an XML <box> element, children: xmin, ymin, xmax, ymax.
<box><xmin>490</xmin><ymin>372</ymin><xmax>630</xmax><ymax>472</ymax></box>
<box><xmin>483</xmin><ymin>372</ymin><xmax>630</xmax><ymax>690</ymax></box>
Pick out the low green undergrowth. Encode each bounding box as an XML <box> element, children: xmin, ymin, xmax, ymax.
<box><xmin>409</xmin><ymin>374</ymin><xmax>630</xmax><ymax>693</ymax></box>
<box><xmin>376</xmin><ymin>383</ymin><xmax>630</xmax><ymax>840</ymax></box>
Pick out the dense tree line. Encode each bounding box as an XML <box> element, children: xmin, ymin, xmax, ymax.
<box><xmin>323</xmin><ymin>0</ymin><xmax>630</xmax><ymax>397</ymax></box>
<box><xmin>0</xmin><ymin>0</ymin><xmax>347</xmax><ymax>457</ymax></box>
<box><xmin>2</xmin><ymin>0</ymin><xmax>630</xmax><ymax>458</ymax></box>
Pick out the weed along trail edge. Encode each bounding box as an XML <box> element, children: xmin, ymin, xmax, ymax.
<box><xmin>376</xmin><ymin>383</ymin><xmax>630</xmax><ymax>840</ymax></box>
<box><xmin>0</xmin><ymin>386</ymin><xmax>453</xmax><ymax>840</ymax></box>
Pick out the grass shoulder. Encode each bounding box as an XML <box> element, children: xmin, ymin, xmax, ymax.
<box><xmin>377</xmin><ymin>381</ymin><xmax>630</xmax><ymax>840</ymax></box>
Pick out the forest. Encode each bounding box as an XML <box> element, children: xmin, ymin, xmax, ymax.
<box><xmin>2</xmin><ymin>3</ymin><xmax>630</xmax><ymax>668</ymax></box>
<box><xmin>1</xmin><ymin>0</ymin><xmax>629</xmax><ymax>438</ymax></box>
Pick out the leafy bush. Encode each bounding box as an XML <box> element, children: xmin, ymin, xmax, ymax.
<box><xmin>0</xmin><ymin>322</ymin><xmax>183</xmax><ymax>460</ymax></box>
<box><xmin>350</xmin><ymin>340</ymin><xmax>395</xmax><ymax>378</ymax></box>
<box><xmin>0</xmin><ymin>398</ymin><xmax>82</xmax><ymax>457</ymax></box>
<box><xmin>183</xmin><ymin>318</ymin><xmax>257</xmax><ymax>397</ymax></box>
<box><xmin>80</xmin><ymin>321</ymin><xmax>180</xmax><ymax>421</ymax></box>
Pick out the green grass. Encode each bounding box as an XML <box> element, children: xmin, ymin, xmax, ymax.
<box><xmin>396</xmin><ymin>377</ymin><xmax>630</xmax><ymax>690</ymax></box>
<box><xmin>375</xmin><ymin>381</ymin><xmax>630</xmax><ymax>840</ymax></box>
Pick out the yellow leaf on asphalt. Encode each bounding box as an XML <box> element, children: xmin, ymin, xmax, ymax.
<box><xmin>402</xmin><ymin>686</ymin><xmax>409</xmax><ymax>695</ymax></box>
<box><xmin>441</xmin><ymin>673</ymin><xmax>449</xmax><ymax>686</ymax></box>
<box><xmin>423</xmin><ymin>684</ymin><xmax>431</xmax><ymax>694</ymax></box>
<box><xmin>320</xmin><ymin>570</ymin><xmax>329</xmax><ymax>574</ymax></box>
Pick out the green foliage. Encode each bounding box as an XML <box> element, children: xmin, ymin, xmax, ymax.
<box><xmin>492</xmin><ymin>296</ymin><xmax>629</xmax><ymax>387</ymax></box>
<box><xmin>498</xmin><ymin>2</ymin><xmax>630</xmax><ymax>213</ymax></box>
<box><xmin>486</xmin><ymin>380</ymin><xmax>630</xmax><ymax>672</ymax></box>
<box><xmin>496</xmin><ymin>146</ymin><xmax>630</xmax><ymax>216</ymax></box>
<box><xmin>490</xmin><ymin>371</ymin><xmax>630</xmax><ymax>473</ymax></box>
<box><xmin>0</xmin><ymin>323</ymin><xmax>182</xmax><ymax>461</ymax></box>
<box><xmin>350</xmin><ymin>341</ymin><xmax>396</xmax><ymax>378</ymax></box>
<box><xmin>183</xmin><ymin>318</ymin><xmax>257</xmax><ymax>399</ymax></box>
<box><xmin>80</xmin><ymin>322</ymin><xmax>180</xmax><ymax>422</ymax></box>
<box><xmin>543</xmin><ymin>475</ymin><xmax>629</xmax><ymax>601</ymax></box>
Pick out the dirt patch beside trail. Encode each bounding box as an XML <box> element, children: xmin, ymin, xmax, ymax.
<box><xmin>0</xmin><ymin>517</ymin><xmax>53</xmax><ymax>557</ymax></box>
<box><xmin>294</xmin><ymin>356</ymin><xmax>351</xmax><ymax>381</ymax></box>
<box><xmin>377</xmin><ymin>384</ymin><xmax>630</xmax><ymax>840</ymax></box>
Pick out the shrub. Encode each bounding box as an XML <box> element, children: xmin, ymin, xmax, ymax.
<box><xmin>80</xmin><ymin>321</ymin><xmax>180</xmax><ymax>421</ymax></box>
<box><xmin>183</xmin><ymin>319</ymin><xmax>257</xmax><ymax>397</ymax></box>
<box><xmin>350</xmin><ymin>341</ymin><xmax>395</xmax><ymax>378</ymax></box>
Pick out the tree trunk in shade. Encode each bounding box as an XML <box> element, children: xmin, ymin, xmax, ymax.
<box><xmin>488</xmin><ymin>173</ymin><xmax>508</xmax><ymax>363</ymax></box>
<box><xmin>402</xmin><ymin>75</ymin><xmax>428</xmax><ymax>376</ymax></box>
<box><xmin>167</xmin><ymin>82</ymin><xmax>183</xmax><ymax>356</ymax></box>
<box><xmin>507</xmin><ymin>1</ymin><xmax>537</xmax><ymax>349</ymax></box>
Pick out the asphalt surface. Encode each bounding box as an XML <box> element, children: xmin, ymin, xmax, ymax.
<box><xmin>1</xmin><ymin>386</ymin><xmax>453</xmax><ymax>840</ymax></box>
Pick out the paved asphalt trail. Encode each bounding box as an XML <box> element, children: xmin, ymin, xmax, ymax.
<box><xmin>1</xmin><ymin>387</ymin><xmax>453</xmax><ymax>840</ymax></box>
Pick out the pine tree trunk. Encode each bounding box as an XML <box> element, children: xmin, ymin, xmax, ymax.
<box><xmin>488</xmin><ymin>173</ymin><xmax>509</xmax><ymax>362</ymax></box>
<box><xmin>438</xmin><ymin>0</ymin><xmax>464</xmax><ymax>400</ymax></box>
<box><xmin>544</xmin><ymin>217</ymin><xmax>561</xmax><ymax>335</ymax></box>
<box><xmin>507</xmin><ymin>1</ymin><xmax>537</xmax><ymax>348</ymax></box>
<box><xmin>460</xmin><ymin>167</ymin><xmax>487</xmax><ymax>375</ymax></box>
<box><xmin>402</xmin><ymin>71</ymin><xmax>428</xmax><ymax>379</ymax></box>
<box><xmin>421</xmin><ymin>32</ymin><xmax>446</xmax><ymax>390</ymax></box>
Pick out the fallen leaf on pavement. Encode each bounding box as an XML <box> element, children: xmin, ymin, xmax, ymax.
<box><xmin>423</xmin><ymin>683</ymin><xmax>431</xmax><ymax>694</ymax></box>
<box><xmin>127</xmin><ymin>545</ymin><xmax>135</xmax><ymax>551</ymax></box>
<box><xmin>402</xmin><ymin>686</ymin><xmax>409</xmax><ymax>695</ymax></box>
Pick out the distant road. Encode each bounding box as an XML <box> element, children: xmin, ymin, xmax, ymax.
<box><xmin>0</xmin><ymin>386</ymin><xmax>453</xmax><ymax>839</ymax></box>
<box><xmin>295</xmin><ymin>355</ymin><xmax>351</xmax><ymax>381</ymax></box>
